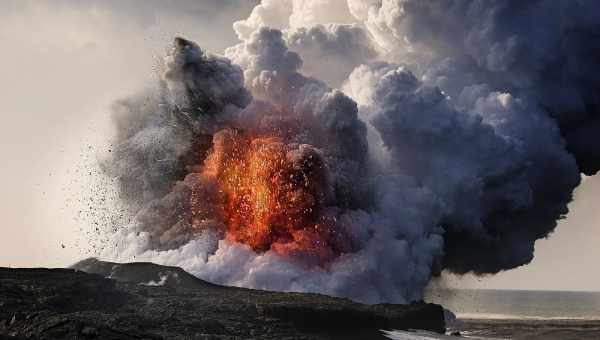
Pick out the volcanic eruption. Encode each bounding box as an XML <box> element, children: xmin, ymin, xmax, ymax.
<box><xmin>190</xmin><ymin>128</ymin><xmax>353</xmax><ymax>264</ymax></box>
<box><xmin>98</xmin><ymin>1</ymin><xmax>600</xmax><ymax>304</ymax></box>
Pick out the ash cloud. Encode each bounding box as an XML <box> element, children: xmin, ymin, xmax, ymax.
<box><xmin>98</xmin><ymin>0</ymin><xmax>598</xmax><ymax>303</ymax></box>
<box><xmin>357</xmin><ymin>0</ymin><xmax>600</xmax><ymax>175</ymax></box>
<box><xmin>347</xmin><ymin>63</ymin><xmax>579</xmax><ymax>274</ymax></box>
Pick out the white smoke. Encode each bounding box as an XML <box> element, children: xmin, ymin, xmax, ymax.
<box><xmin>98</xmin><ymin>0</ymin><xmax>598</xmax><ymax>303</ymax></box>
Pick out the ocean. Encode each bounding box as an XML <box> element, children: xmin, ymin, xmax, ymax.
<box><xmin>387</xmin><ymin>289</ymin><xmax>600</xmax><ymax>339</ymax></box>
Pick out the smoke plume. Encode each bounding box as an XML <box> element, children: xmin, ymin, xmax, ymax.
<box><xmin>98</xmin><ymin>0</ymin><xmax>598</xmax><ymax>303</ymax></box>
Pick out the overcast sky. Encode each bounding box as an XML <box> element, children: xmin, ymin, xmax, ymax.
<box><xmin>0</xmin><ymin>0</ymin><xmax>258</xmax><ymax>267</ymax></box>
<box><xmin>0</xmin><ymin>1</ymin><xmax>597</xmax><ymax>292</ymax></box>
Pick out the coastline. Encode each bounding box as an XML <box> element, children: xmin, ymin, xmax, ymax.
<box><xmin>456</xmin><ymin>318</ymin><xmax>600</xmax><ymax>340</ymax></box>
<box><xmin>457</xmin><ymin>313</ymin><xmax>600</xmax><ymax>321</ymax></box>
<box><xmin>386</xmin><ymin>318</ymin><xmax>600</xmax><ymax>340</ymax></box>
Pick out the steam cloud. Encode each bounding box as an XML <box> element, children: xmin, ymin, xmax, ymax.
<box><xmin>99</xmin><ymin>0</ymin><xmax>598</xmax><ymax>303</ymax></box>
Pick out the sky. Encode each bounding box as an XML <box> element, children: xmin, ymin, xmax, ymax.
<box><xmin>0</xmin><ymin>0</ymin><xmax>598</xmax><ymax>292</ymax></box>
<box><xmin>439</xmin><ymin>175</ymin><xmax>600</xmax><ymax>292</ymax></box>
<box><xmin>0</xmin><ymin>0</ymin><xmax>258</xmax><ymax>267</ymax></box>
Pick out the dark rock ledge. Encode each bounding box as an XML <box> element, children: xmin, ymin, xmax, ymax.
<box><xmin>0</xmin><ymin>259</ymin><xmax>445</xmax><ymax>339</ymax></box>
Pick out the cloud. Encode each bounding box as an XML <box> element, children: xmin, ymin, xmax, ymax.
<box><xmin>286</xmin><ymin>24</ymin><xmax>378</xmax><ymax>87</ymax></box>
<box><xmin>353</xmin><ymin>0</ymin><xmax>600</xmax><ymax>175</ymax></box>
<box><xmin>85</xmin><ymin>0</ymin><xmax>596</xmax><ymax>303</ymax></box>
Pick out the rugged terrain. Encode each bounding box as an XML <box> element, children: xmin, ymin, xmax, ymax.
<box><xmin>0</xmin><ymin>259</ymin><xmax>445</xmax><ymax>339</ymax></box>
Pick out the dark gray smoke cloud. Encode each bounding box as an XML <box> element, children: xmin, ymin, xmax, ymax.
<box><xmin>344</xmin><ymin>0</ymin><xmax>597</xmax><ymax>274</ymax></box>
<box><xmin>347</xmin><ymin>63</ymin><xmax>580</xmax><ymax>274</ymax></box>
<box><xmin>362</xmin><ymin>0</ymin><xmax>600</xmax><ymax>175</ymax></box>
<box><xmin>96</xmin><ymin>0</ymin><xmax>598</xmax><ymax>303</ymax></box>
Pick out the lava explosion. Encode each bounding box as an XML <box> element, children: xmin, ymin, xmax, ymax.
<box><xmin>99</xmin><ymin>1</ymin><xmax>600</xmax><ymax>304</ymax></box>
<box><xmin>191</xmin><ymin>128</ymin><xmax>351</xmax><ymax>264</ymax></box>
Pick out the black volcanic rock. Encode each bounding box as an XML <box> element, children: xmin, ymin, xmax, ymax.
<box><xmin>0</xmin><ymin>259</ymin><xmax>445</xmax><ymax>339</ymax></box>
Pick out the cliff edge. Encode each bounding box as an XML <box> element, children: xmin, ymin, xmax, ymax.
<box><xmin>0</xmin><ymin>259</ymin><xmax>445</xmax><ymax>339</ymax></box>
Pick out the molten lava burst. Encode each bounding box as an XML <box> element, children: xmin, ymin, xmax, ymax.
<box><xmin>198</xmin><ymin>129</ymin><xmax>351</xmax><ymax>264</ymax></box>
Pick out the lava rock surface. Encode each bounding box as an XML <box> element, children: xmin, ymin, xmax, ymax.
<box><xmin>0</xmin><ymin>259</ymin><xmax>445</xmax><ymax>339</ymax></box>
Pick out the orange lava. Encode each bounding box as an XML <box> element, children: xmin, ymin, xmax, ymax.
<box><xmin>196</xmin><ymin>129</ymin><xmax>349</xmax><ymax>263</ymax></box>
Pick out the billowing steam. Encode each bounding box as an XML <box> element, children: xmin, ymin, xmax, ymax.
<box><xmin>99</xmin><ymin>1</ymin><xmax>598</xmax><ymax>303</ymax></box>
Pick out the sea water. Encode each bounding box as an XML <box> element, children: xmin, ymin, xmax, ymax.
<box><xmin>386</xmin><ymin>289</ymin><xmax>600</xmax><ymax>339</ymax></box>
<box><xmin>426</xmin><ymin>289</ymin><xmax>600</xmax><ymax>320</ymax></box>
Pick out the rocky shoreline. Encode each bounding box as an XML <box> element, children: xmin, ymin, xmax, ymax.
<box><xmin>0</xmin><ymin>259</ymin><xmax>445</xmax><ymax>339</ymax></box>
